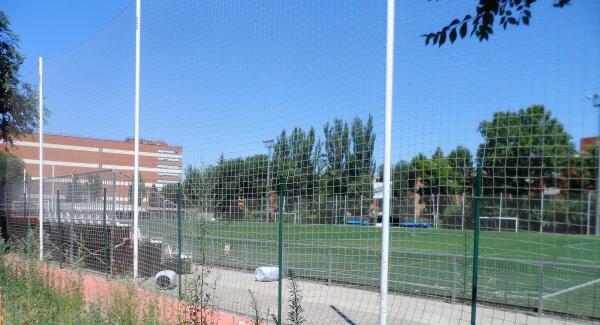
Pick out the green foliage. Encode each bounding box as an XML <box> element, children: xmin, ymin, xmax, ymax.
<box><xmin>183</xmin><ymin>165</ymin><xmax>217</xmax><ymax>211</ymax></box>
<box><xmin>128</xmin><ymin>173</ymin><xmax>146</xmax><ymax>205</ymax></box>
<box><xmin>67</xmin><ymin>174</ymin><xmax>81</xmax><ymax>202</ymax></box>
<box><xmin>393</xmin><ymin>146</ymin><xmax>473</xmax><ymax>202</ymax></box>
<box><xmin>0</xmin><ymin>11</ymin><xmax>49</xmax><ymax>146</ymax></box>
<box><xmin>148</xmin><ymin>184</ymin><xmax>161</xmax><ymax>207</ymax></box>
<box><xmin>0</xmin><ymin>252</ymin><xmax>162</xmax><ymax>324</ymax></box>
<box><xmin>86</xmin><ymin>173</ymin><xmax>102</xmax><ymax>200</ymax></box>
<box><xmin>274</xmin><ymin>127</ymin><xmax>319</xmax><ymax>198</ymax></box>
<box><xmin>477</xmin><ymin>105</ymin><xmax>575</xmax><ymax>195</ymax></box>
<box><xmin>448</xmin><ymin>145</ymin><xmax>474</xmax><ymax>194</ymax></box>
<box><xmin>424</xmin><ymin>0</ymin><xmax>572</xmax><ymax>46</ymax></box>
<box><xmin>286</xmin><ymin>270</ymin><xmax>305</xmax><ymax>325</ymax></box>
<box><xmin>189</xmin><ymin>115</ymin><xmax>375</xmax><ymax>221</ymax></box>
<box><xmin>0</xmin><ymin>151</ymin><xmax>24</xmax><ymax>184</ymax></box>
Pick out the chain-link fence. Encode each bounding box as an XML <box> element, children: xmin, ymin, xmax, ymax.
<box><xmin>2</xmin><ymin>1</ymin><xmax>600</xmax><ymax>324</ymax></box>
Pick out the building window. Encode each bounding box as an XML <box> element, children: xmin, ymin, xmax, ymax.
<box><xmin>157</xmin><ymin>179</ymin><xmax>178</xmax><ymax>184</ymax></box>
<box><xmin>157</xmin><ymin>164</ymin><xmax>180</xmax><ymax>170</ymax></box>
<box><xmin>158</xmin><ymin>172</ymin><xmax>180</xmax><ymax>177</ymax></box>
<box><xmin>158</xmin><ymin>157</ymin><xmax>179</xmax><ymax>162</ymax></box>
<box><xmin>158</xmin><ymin>149</ymin><xmax>177</xmax><ymax>155</ymax></box>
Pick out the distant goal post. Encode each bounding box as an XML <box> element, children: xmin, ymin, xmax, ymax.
<box><xmin>274</xmin><ymin>212</ymin><xmax>299</xmax><ymax>224</ymax></box>
<box><xmin>480</xmin><ymin>216</ymin><xmax>519</xmax><ymax>232</ymax></box>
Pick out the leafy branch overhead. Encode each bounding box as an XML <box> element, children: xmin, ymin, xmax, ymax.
<box><xmin>423</xmin><ymin>0</ymin><xmax>572</xmax><ymax>46</ymax></box>
<box><xmin>0</xmin><ymin>11</ymin><xmax>50</xmax><ymax>147</ymax></box>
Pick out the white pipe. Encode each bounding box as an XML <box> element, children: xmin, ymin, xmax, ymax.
<box><xmin>540</xmin><ymin>193</ymin><xmax>544</xmax><ymax>233</ymax></box>
<box><xmin>587</xmin><ymin>191</ymin><xmax>592</xmax><ymax>235</ymax></box>
<box><xmin>133</xmin><ymin>0</ymin><xmax>141</xmax><ymax>279</ymax></box>
<box><xmin>380</xmin><ymin>0</ymin><xmax>395</xmax><ymax>323</ymax></box>
<box><xmin>51</xmin><ymin>164</ymin><xmax>54</xmax><ymax>215</ymax></box>
<box><xmin>413</xmin><ymin>193</ymin><xmax>418</xmax><ymax>223</ymax></box>
<box><xmin>499</xmin><ymin>192</ymin><xmax>503</xmax><ymax>232</ymax></box>
<box><xmin>38</xmin><ymin>57</ymin><xmax>44</xmax><ymax>261</ymax></box>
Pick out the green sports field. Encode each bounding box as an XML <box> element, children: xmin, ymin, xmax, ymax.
<box><xmin>139</xmin><ymin>219</ymin><xmax>600</xmax><ymax>318</ymax></box>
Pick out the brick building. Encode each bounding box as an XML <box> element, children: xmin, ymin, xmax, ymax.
<box><xmin>3</xmin><ymin>133</ymin><xmax>183</xmax><ymax>189</ymax></box>
<box><xmin>580</xmin><ymin>136</ymin><xmax>598</xmax><ymax>152</ymax></box>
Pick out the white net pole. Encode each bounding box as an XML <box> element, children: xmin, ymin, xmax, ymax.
<box><xmin>380</xmin><ymin>0</ymin><xmax>395</xmax><ymax>324</ymax></box>
<box><xmin>38</xmin><ymin>56</ymin><xmax>44</xmax><ymax>262</ymax></box>
<box><xmin>132</xmin><ymin>0</ymin><xmax>141</xmax><ymax>279</ymax></box>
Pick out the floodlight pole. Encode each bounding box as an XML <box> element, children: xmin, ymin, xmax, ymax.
<box><xmin>264</xmin><ymin>139</ymin><xmax>274</xmax><ymax>222</ymax></box>
<box><xmin>38</xmin><ymin>57</ymin><xmax>44</xmax><ymax>261</ymax></box>
<box><xmin>380</xmin><ymin>0</ymin><xmax>395</xmax><ymax>324</ymax></box>
<box><xmin>133</xmin><ymin>0</ymin><xmax>141</xmax><ymax>279</ymax></box>
<box><xmin>589</xmin><ymin>94</ymin><xmax>600</xmax><ymax>235</ymax></box>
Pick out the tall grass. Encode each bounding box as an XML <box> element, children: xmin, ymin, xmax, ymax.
<box><xmin>0</xmin><ymin>239</ymin><xmax>163</xmax><ymax>324</ymax></box>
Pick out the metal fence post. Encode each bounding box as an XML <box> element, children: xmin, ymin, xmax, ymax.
<box><xmin>461</xmin><ymin>192</ymin><xmax>465</xmax><ymax>230</ymax></box>
<box><xmin>471</xmin><ymin>164</ymin><xmax>482</xmax><ymax>325</ymax></box>
<box><xmin>538</xmin><ymin>262</ymin><xmax>545</xmax><ymax>316</ymax></box>
<box><xmin>278</xmin><ymin>176</ymin><xmax>285</xmax><ymax>325</ymax></box>
<box><xmin>209</xmin><ymin>237</ymin><xmax>215</xmax><ymax>265</ymax></box>
<box><xmin>328</xmin><ymin>248</ymin><xmax>333</xmax><ymax>286</ymax></box>
<box><xmin>587</xmin><ymin>191</ymin><xmax>592</xmax><ymax>235</ymax></box>
<box><xmin>451</xmin><ymin>255</ymin><xmax>457</xmax><ymax>304</ymax></box>
<box><xmin>243</xmin><ymin>240</ymin><xmax>248</xmax><ymax>272</ymax></box>
<box><xmin>57</xmin><ymin>190</ymin><xmax>64</xmax><ymax>269</ymax></box>
<box><xmin>103</xmin><ymin>188</ymin><xmax>109</xmax><ymax>278</ymax></box>
<box><xmin>110</xmin><ymin>171</ymin><xmax>116</xmax><ymax>277</ymax></box>
<box><xmin>24</xmin><ymin>182</ymin><xmax>29</xmax><ymax>238</ymax></box>
<box><xmin>177</xmin><ymin>183</ymin><xmax>182</xmax><ymax>300</ymax></box>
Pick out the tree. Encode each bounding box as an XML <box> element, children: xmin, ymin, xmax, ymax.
<box><xmin>273</xmin><ymin>127</ymin><xmax>320</xmax><ymax>204</ymax></box>
<box><xmin>322</xmin><ymin>119</ymin><xmax>350</xmax><ymax>198</ymax></box>
<box><xmin>183</xmin><ymin>164</ymin><xmax>217</xmax><ymax>213</ymax></box>
<box><xmin>408</xmin><ymin>150</ymin><xmax>459</xmax><ymax>196</ymax></box>
<box><xmin>0</xmin><ymin>11</ymin><xmax>48</xmax><ymax>146</ymax></box>
<box><xmin>447</xmin><ymin>146</ymin><xmax>474</xmax><ymax>194</ymax></box>
<box><xmin>0</xmin><ymin>151</ymin><xmax>25</xmax><ymax>184</ymax></box>
<box><xmin>476</xmin><ymin>105</ymin><xmax>575</xmax><ymax>196</ymax></box>
<box><xmin>128</xmin><ymin>173</ymin><xmax>146</xmax><ymax>205</ymax></box>
<box><xmin>424</xmin><ymin>0</ymin><xmax>572</xmax><ymax>46</ymax></box>
<box><xmin>148</xmin><ymin>184</ymin><xmax>161</xmax><ymax>208</ymax></box>
<box><xmin>67</xmin><ymin>174</ymin><xmax>81</xmax><ymax>202</ymax></box>
<box><xmin>392</xmin><ymin>160</ymin><xmax>410</xmax><ymax>198</ymax></box>
<box><xmin>160</xmin><ymin>183</ymin><xmax>179</xmax><ymax>206</ymax></box>
<box><xmin>85</xmin><ymin>173</ymin><xmax>102</xmax><ymax>200</ymax></box>
<box><xmin>348</xmin><ymin>115</ymin><xmax>376</xmax><ymax>204</ymax></box>
<box><xmin>0</xmin><ymin>151</ymin><xmax>25</xmax><ymax>242</ymax></box>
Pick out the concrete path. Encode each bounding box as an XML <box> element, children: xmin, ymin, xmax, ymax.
<box><xmin>140</xmin><ymin>265</ymin><xmax>593</xmax><ymax>325</ymax></box>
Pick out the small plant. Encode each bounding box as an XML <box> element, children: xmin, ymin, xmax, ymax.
<box><xmin>180</xmin><ymin>262</ymin><xmax>218</xmax><ymax>325</ymax></box>
<box><xmin>247</xmin><ymin>289</ymin><xmax>265</xmax><ymax>325</ymax></box>
<box><xmin>287</xmin><ymin>270</ymin><xmax>305</xmax><ymax>325</ymax></box>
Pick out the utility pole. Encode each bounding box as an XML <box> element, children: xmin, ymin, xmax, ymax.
<box><xmin>263</xmin><ymin>139</ymin><xmax>274</xmax><ymax>222</ymax></box>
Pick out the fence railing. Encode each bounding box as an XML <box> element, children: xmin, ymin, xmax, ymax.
<box><xmin>192</xmin><ymin>234</ymin><xmax>600</xmax><ymax>318</ymax></box>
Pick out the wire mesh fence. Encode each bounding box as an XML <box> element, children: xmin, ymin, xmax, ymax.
<box><xmin>1</xmin><ymin>0</ymin><xmax>600</xmax><ymax>324</ymax></box>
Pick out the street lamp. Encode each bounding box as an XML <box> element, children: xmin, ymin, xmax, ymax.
<box><xmin>588</xmin><ymin>93</ymin><xmax>600</xmax><ymax>235</ymax></box>
<box><xmin>263</xmin><ymin>139</ymin><xmax>275</xmax><ymax>222</ymax></box>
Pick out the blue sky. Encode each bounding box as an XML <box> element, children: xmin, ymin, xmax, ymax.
<box><xmin>4</xmin><ymin>0</ymin><xmax>600</xmax><ymax>168</ymax></box>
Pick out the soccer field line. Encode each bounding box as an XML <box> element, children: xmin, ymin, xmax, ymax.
<box><xmin>565</xmin><ymin>241</ymin><xmax>600</xmax><ymax>250</ymax></box>
<box><xmin>542</xmin><ymin>277</ymin><xmax>600</xmax><ymax>300</ymax></box>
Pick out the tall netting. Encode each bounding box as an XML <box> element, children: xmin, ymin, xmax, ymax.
<box><xmin>2</xmin><ymin>1</ymin><xmax>600</xmax><ymax>324</ymax></box>
<box><xmin>391</xmin><ymin>1</ymin><xmax>600</xmax><ymax>324</ymax></box>
<box><xmin>138</xmin><ymin>1</ymin><xmax>387</xmax><ymax>324</ymax></box>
